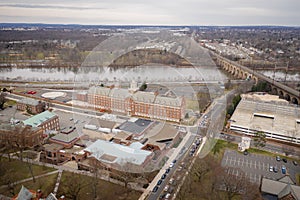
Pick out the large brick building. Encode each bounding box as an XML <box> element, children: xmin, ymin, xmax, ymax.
<box><xmin>16</xmin><ymin>98</ymin><xmax>45</xmax><ymax>114</ymax></box>
<box><xmin>23</xmin><ymin>110</ymin><xmax>60</xmax><ymax>132</ymax></box>
<box><xmin>0</xmin><ymin>123</ymin><xmax>44</xmax><ymax>148</ymax></box>
<box><xmin>86</xmin><ymin>81</ymin><xmax>185</xmax><ymax>122</ymax></box>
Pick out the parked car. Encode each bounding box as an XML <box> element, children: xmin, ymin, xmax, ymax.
<box><xmin>276</xmin><ymin>156</ymin><xmax>281</xmax><ymax>161</ymax></box>
<box><xmin>161</xmin><ymin>174</ymin><xmax>166</xmax><ymax>179</ymax></box>
<box><xmin>169</xmin><ymin>178</ymin><xmax>174</xmax><ymax>185</ymax></box>
<box><xmin>27</xmin><ymin>90</ymin><xmax>36</xmax><ymax>94</ymax></box>
<box><xmin>152</xmin><ymin>186</ymin><xmax>159</xmax><ymax>193</ymax></box>
<box><xmin>157</xmin><ymin>179</ymin><xmax>163</xmax><ymax>185</ymax></box>
<box><xmin>269</xmin><ymin>166</ymin><xmax>273</xmax><ymax>172</ymax></box>
<box><xmin>159</xmin><ymin>193</ymin><xmax>166</xmax><ymax>199</ymax></box>
<box><xmin>282</xmin><ymin>158</ymin><xmax>287</xmax><ymax>163</ymax></box>
<box><xmin>273</xmin><ymin>166</ymin><xmax>278</xmax><ymax>173</ymax></box>
<box><xmin>169</xmin><ymin>163</ymin><xmax>174</xmax><ymax>168</ymax></box>
<box><xmin>243</xmin><ymin>150</ymin><xmax>248</xmax><ymax>155</ymax></box>
<box><xmin>164</xmin><ymin>185</ymin><xmax>169</xmax><ymax>192</ymax></box>
<box><xmin>165</xmin><ymin>168</ymin><xmax>170</xmax><ymax>174</ymax></box>
<box><xmin>281</xmin><ymin>166</ymin><xmax>286</xmax><ymax>174</ymax></box>
<box><xmin>165</xmin><ymin>193</ymin><xmax>171</xmax><ymax>199</ymax></box>
<box><xmin>293</xmin><ymin>161</ymin><xmax>298</xmax><ymax>166</ymax></box>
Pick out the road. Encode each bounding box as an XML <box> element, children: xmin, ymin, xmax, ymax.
<box><xmin>142</xmin><ymin>92</ymin><xmax>228</xmax><ymax>200</ymax></box>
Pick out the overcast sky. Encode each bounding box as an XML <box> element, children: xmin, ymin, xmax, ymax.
<box><xmin>0</xmin><ymin>0</ymin><xmax>299</xmax><ymax>26</ymax></box>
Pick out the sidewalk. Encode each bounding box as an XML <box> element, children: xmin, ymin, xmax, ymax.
<box><xmin>0</xmin><ymin>170</ymin><xmax>59</xmax><ymax>190</ymax></box>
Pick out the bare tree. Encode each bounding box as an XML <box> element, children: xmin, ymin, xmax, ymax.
<box><xmin>89</xmin><ymin>158</ymin><xmax>102</xmax><ymax>200</ymax></box>
<box><xmin>177</xmin><ymin>175</ymin><xmax>192</xmax><ymax>200</ymax></box>
<box><xmin>0</xmin><ymin>92</ymin><xmax>7</xmax><ymax>110</ymax></box>
<box><xmin>217</xmin><ymin>167</ymin><xmax>248</xmax><ymax>200</ymax></box>
<box><xmin>59</xmin><ymin>172</ymin><xmax>90</xmax><ymax>200</ymax></box>
<box><xmin>192</xmin><ymin>155</ymin><xmax>217</xmax><ymax>182</ymax></box>
<box><xmin>242</xmin><ymin>181</ymin><xmax>263</xmax><ymax>200</ymax></box>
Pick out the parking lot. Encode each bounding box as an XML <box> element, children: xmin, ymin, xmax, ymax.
<box><xmin>222</xmin><ymin>150</ymin><xmax>299</xmax><ymax>184</ymax></box>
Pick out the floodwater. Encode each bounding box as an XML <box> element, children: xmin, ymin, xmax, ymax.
<box><xmin>260</xmin><ymin>70</ymin><xmax>300</xmax><ymax>82</ymax></box>
<box><xmin>0</xmin><ymin>65</ymin><xmax>228</xmax><ymax>83</ymax></box>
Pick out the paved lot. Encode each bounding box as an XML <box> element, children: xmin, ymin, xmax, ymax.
<box><xmin>222</xmin><ymin>150</ymin><xmax>300</xmax><ymax>184</ymax></box>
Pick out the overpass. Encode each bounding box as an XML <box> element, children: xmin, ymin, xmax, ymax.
<box><xmin>213</xmin><ymin>53</ymin><xmax>300</xmax><ymax>105</ymax></box>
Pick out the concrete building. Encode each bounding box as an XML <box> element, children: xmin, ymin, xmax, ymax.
<box><xmin>23</xmin><ymin>110</ymin><xmax>60</xmax><ymax>132</ymax></box>
<box><xmin>0</xmin><ymin>123</ymin><xmax>43</xmax><ymax>148</ymax></box>
<box><xmin>86</xmin><ymin>82</ymin><xmax>185</xmax><ymax>122</ymax></box>
<box><xmin>229</xmin><ymin>93</ymin><xmax>300</xmax><ymax>144</ymax></box>
<box><xmin>16</xmin><ymin>98</ymin><xmax>45</xmax><ymax>114</ymax></box>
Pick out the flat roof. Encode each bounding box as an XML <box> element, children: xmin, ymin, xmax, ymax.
<box><xmin>117</xmin><ymin>118</ymin><xmax>153</xmax><ymax>135</ymax></box>
<box><xmin>230</xmin><ymin>99</ymin><xmax>300</xmax><ymax>138</ymax></box>
<box><xmin>23</xmin><ymin>110</ymin><xmax>57</xmax><ymax>127</ymax></box>
<box><xmin>51</xmin><ymin>131</ymin><xmax>79</xmax><ymax>143</ymax></box>
<box><xmin>18</xmin><ymin>98</ymin><xmax>41</xmax><ymax>106</ymax></box>
<box><xmin>84</xmin><ymin>140</ymin><xmax>152</xmax><ymax>165</ymax></box>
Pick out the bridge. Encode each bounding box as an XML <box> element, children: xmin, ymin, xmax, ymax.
<box><xmin>213</xmin><ymin>53</ymin><xmax>300</xmax><ymax>105</ymax></box>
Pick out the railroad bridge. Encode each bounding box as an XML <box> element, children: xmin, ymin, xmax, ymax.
<box><xmin>215</xmin><ymin>54</ymin><xmax>300</xmax><ymax>105</ymax></box>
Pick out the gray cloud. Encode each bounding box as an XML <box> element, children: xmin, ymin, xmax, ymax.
<box><xmin>0</xmin><ymin>0</ymin><xmax>299</xmax><ymax>25</ymax></box>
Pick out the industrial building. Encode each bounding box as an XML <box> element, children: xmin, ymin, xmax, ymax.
<box><xmin>229</xmin><ymin>93</ymin><xmax>300</xmax><ymax>144</ymax></box>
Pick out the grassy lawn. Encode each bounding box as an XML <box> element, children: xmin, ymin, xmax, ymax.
<box><xmin>186</xmin><ymin>99</ymin><xmax>199</xmax><ymax>111</ymax></box>
<box><xmin>173</xmin><ymin>137</ymin><xmax>183</xmax><ymax>148</ymax></box>
<box><xmin>0</xmin><ymin>173</ymin><xmax>58</xmax><ymax>198</ymax></box>
<box><xmin>0</xmin><ymin>158</ymin><xmax>56</xmax><ymax>181</ymax></box>
<box><xmin>57</xmin><ymin>171</ymin><xmax>141</xmax><ymax>200</ymax></box>
<box><xmin>200</xmin><ymin>139</ymin><xmax>238</xmax><ymax>161</ymax></box>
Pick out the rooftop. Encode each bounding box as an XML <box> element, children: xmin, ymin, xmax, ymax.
<box><xmin>230</xmin><ymin>98</ymin><xmax>300</xmax><ymax>138</ymax></box>
<box><xmin>0</xmin><ymin>123</ymin><xmax>41</xmax><ymax>133</ymax></box>
<box><xmin>84</xmin><ymin>139</ymin><xmax>152</xmax><ymax>165</ymax></box>
<box><xmin>23</xmin><ymin>110</ymin><xmax>57</xmax><ymax>127</ymax></box>
<box><xmin>261</xmin><ymin>175</ymin><xmax>300</xmax><ymax>199</ymax></box>
<box><xmin>18</xmin><ymin>98</ymin><xmax>42</xmax><ymax>106</ymax></box>
<box><xmin>50</xmin><ymin>131</ymin><xmax>79</xmax><ymax>144</ymax></box>
<box><xmin>116</xmin><ymin>118</ymin><xmax>153</xmax><ymax>135</ymax></box>
<box><xmin>88</xmin><ymin>85</ymin><xmax>183</xmax><ymax>107</ymax></box>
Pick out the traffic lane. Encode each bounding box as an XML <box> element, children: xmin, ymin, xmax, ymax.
<box><xmin>222</xmin><ymin>150</ymin><xmax>299</xmax><ymax>184</ymax></box>
<box><xmin>148</xmin><ymin>135</ymin><xmax>202</xmax><ymax>200</ymax></box>
<box><xmin>148</xmin><ymin>165</ymin><xmax>177</xmax><ymax>200</ymax></box>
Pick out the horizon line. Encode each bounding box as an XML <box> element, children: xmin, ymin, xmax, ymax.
<box><xmin>0</xmin><ymin>22</ymin><xmax>299</xmax><ymax>28</ymax></box>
